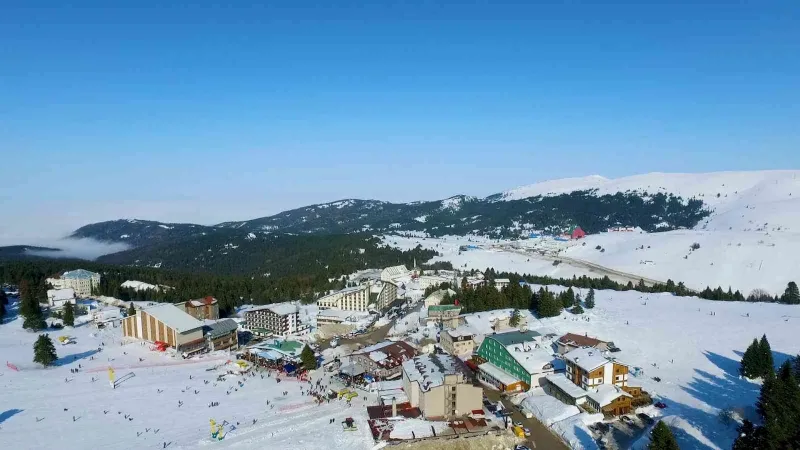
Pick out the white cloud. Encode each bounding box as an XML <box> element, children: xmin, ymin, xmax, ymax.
<box><xmin>24</xmin><ymin>238</ymin><xmax>130</xmax><ymax>260</ymax></box>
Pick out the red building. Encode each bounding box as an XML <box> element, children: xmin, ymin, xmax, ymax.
<box><xmin>571</xmin><ymin>226</ymin><xmax>586</xmax><ymax>240</ymax></box>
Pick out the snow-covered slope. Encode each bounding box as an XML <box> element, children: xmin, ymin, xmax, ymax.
<box><xmin>501</xmin><ymin>170</ymin><xmax>800</xmax><ymax>232</ymax></box>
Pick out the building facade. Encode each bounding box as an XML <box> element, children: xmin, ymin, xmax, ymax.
<box><xmin>556</xmin><ymin>333</ymin><xmax>610</xmax><ymax>355</ymax></box>
<box><xmin>46</xmin><ymin>269</ymin><xmax>101</xmax><ymax>298</ymax></box>
<box><xmin>204</xmin><ymin>319</ymin><xmax>239</xmax><ymax>351</ymax></box>
<box><xmin>178</xmin><ymin>296</ymin><xmax>220</xmax><ymax>320</ymax></box>
<box><xmin>46</xmin><ymin>288</ymin><xmax>76</xmax><ymax>308</ymax></box>
<box><xmin>380</xmin><ymin>265</ymin><xmax>409</xmax><ymax>283</ymax></box>
<box><xmin>317</xmin><ymin>285</ymin><xmax>371</xmax><ymax>311</ymax></box>
<box><xmin>440</xmin><ymin>325</ymin><xmax>478</xmax><ymax>357</ymax></box>
<box><xmin>372</xmin><ymin>281</ymin><xmax>398</xmax><ymax>311</ymax></box>
<box><xmin>121</xmin><ymin>303</ymin><xmax>206</xmax><ymax>356</ymax></box>
<box><xmin>402</xmin><ymin>353</ymin><xmax>482</xmax><ymax>419</ymax></box>
<box><xmin>475</xmin><ymin>330</ymin><xmax>562</xmax><ymax>392</ymax></box>
<box><xmin>244</xmin><ymin>303</ymin><xmax>301</xmax><ymax>337</ymax></box>
<box><xmin>347</xmin><ymin>341</ymin><xmax>418</xmax><ymax>379</ymax></box>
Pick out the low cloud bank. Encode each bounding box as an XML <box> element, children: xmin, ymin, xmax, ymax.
<box><xmin>25</xmin><ymin>238</ymin><xmax>130</xmax><ymax>260</ymax></box>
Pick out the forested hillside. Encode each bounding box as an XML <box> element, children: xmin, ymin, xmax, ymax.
<box><xmin>96</xmin><ymin>232</ymin><xmax>437</xmax><ymax>276</ymax></box>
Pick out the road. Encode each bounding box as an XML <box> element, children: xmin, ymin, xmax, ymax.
<box><xmin>484</xmin><ymin>389</ymin><xmax>568</xmax><ymax>450</ymax></box>
<box><xmin>496</xmin><ymin>244</ymin><xmax>682</xmax><ymax>289</ymax></box>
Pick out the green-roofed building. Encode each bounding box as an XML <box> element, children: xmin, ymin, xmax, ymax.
<box><xmin>476</xmin><ymin>330</ymin><xmax>562</xmax><ymax>392</ymax></box>
<box><xmin>427</xmin><ymin>304</ymin><xmax>462</xmax><ymax>329</ymax></box>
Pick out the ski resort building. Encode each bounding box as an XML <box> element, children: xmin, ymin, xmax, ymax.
<box><xmin>440</xmin><ymin>324</ymin><xmax>479</xmax><ymax>357</ymax></box>
<box><xmin>204</xmin><ymin>319</ymin><xmax>239</xmax><ymax>351</ymax></box>
<box><xmin>475</xmin><ymin>330</ymin><xmax>564</xmax><ymax>392</ymax></box>
<box><xmin>423</xmin><ymin>289</ymin><xmax>456</xmax><ymax>307</ymax></box>
<box><xmin>544</xmin><ymin>347</ymin><xmax>643</xmax><ymax>416</ymax></box>
<box><xmin>317</xmin><ymin>285</ymin><xmax>371</xmax><ymax>312</ymax></box>
<box><xmin>46</xmin><ymin>288</ymin><xmax>76</xmax><ymax>308</ymax></box>
<box><xmin>121</xmin><ymin>303</ymin><xmax>206</xmax><ymax>356</ymax></box>
<box><xmin>177</xmin><ymin>296</ymin><xmax>220</xmax><ymax>320</ymax></box>
<box><xmin>556</xmin><ymin>333</ymin><xmax>610</xmax><ymax>355</ymax></box>
<box><xmin>494</xmin><ymin>279</ymin><xmax>511</xmax><ymax>290</ymax></box>
<box><xmin>380</xmin><ymin>265</ymin><xmax>409</xmax><ymax>283</ymax></box>
<box><xmin>346</xmin><ymin>341</ymin><xmax>418</xmax><ymax>379</ymax></box>
<box><xmin>46</xmin><ymin>269</ymin><xmax>100</xmax><ymax>298</ymax></box>
<box><xmin>243</xmin><ymin>303</ymin><xmax>302</xmax><ymax>337</ymax></box>
<box><xmin>401</xmin><ymin>353</ymin><xmax>482</xmax><ymax>419</ymax></box>
<box><xmin>371</xmin><ymin>280</ymin><xmax>398</xmax><ymax>311</ymax></box>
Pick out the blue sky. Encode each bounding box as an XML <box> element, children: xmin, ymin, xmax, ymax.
<box><xmin>1</xmin><ymin>1</ymin><xmax>799</xmax><ymax>244</ymax></box>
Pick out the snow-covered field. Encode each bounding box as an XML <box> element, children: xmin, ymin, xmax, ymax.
<box><xmin>507</xmin><ymin>285</ymin><xmax>800</xmax><ymax>449</ymax></box>
<box><xmin>0</xmin><ymin>309</ymin><xmax>377</xmax><ymax>450</ymax></box>
<box><xmin>382</xmin><ymin>170</ymin><xmax>800</xmax><ymax>295</ymax></box>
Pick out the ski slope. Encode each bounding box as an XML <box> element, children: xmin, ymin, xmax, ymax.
<box><xmin>0</xmin><ymin>311</ymin><xmax>376</xmax><ymax>450</ymax></box>
<box><xmin>501</xmin><ymin>170</ymin><xmax>800</xmax><ymax>233</ymax></box>
<box><xmin>462</xmin><ymin>285</ymin><xmax>800</xmax><ymax>449</ymax></box>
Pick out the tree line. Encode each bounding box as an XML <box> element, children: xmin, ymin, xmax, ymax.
<box><xmin>735</xmin><ymin>335</ymin><xmax>800</xmax><ymax>449</ymax></box>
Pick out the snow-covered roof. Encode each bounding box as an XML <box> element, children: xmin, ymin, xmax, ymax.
<box><xmin>403</xmin><ymin>353</ymin><xmax>471</xmax><ymax>392</ymax></box>
<box><xmin>495</xmin><ymin>278</ymin><xmax>511</xmax><ymax>284</ymax></box>
<box><xmin>266</xmin><ymin>302</ymin><xmax>298</xmax><ymax>316</ymax></box>
<box><xmin>47</xmin><ymin>288</ymin><xmax>75</xmax><ymax>301</ymax></box>
<box><xmin>507</xmin><ymin>345</ymin><xmax>564</xmax><ymax>375</ymax></box>
<box><xmin>563</xmin><ymin>347</ymin><xmax>615</xmax><ymax>372</ymax></box>
<box><xmin>369</xmin><ymin>351</ymin><xmax>389</xmax><ymax>362</ymax></box>
<box><xmin>446</xmin><ymin>324</ymin><xmax>479</xmax><ymax>339</ymax></box>
<box><xmin>61</xmin><ymin>269</ymin><xmax>99</xmax><ymax>280</ymax></box>
<box><xmin>545</xmin><ymin>373</ymin><xmax>589</xmax><ymax>399</ymax></box>
<box><xmin>381</xmin><ymin>265</ymin><xmax>409</xmax><ymax>278</ymax></box>
<box><xmin>587</xmin><ymin>384</ymin><xmax>632</xmax><ymax>407</ymax></box>
<box><xmin>187</xmin><ymin>296</ymin><xmax>217</xmax><ymax>307</ymax></box>
<box><xmin>142</xmin><ymin>303</ymin><xmax>204</xmax><ymax>333</ymax></box>
<box><xmin>478</xmin><ymin>362</ymin><xmax>520</xmax><ymax>385</ymax></box>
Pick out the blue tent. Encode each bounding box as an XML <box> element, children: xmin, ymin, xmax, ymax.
<box><xmin>283</xmin><ymin>363</ymin><xmax>297</xmax><ymax>373</ymax></box>
<box><xmin>529</xmin><ymin>233</ymin><xmax>540</xmax><ymax>238</ymax></box>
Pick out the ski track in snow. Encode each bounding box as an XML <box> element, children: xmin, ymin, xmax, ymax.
<box><xmin>0</xmin><ymin>315</ymin><xmax>376</xmax><ymax>450</ymax></box>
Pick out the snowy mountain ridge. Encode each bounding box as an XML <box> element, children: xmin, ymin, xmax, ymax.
<box><xmin>501</xmin><ymin>170</ymin><xmax>800</xmax><ymax>232</ymax></box>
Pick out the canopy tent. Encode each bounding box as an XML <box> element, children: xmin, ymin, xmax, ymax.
<box><xmin>252</xmin><ymin>349</ymin><xmax>284</xmax><ymax>361</ymax></box>
<box><xmin>340</xmin><ymin>363</ymin><xmax>366</xmax><ymax>377</ymax></box>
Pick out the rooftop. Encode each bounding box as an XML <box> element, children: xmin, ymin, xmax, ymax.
<box><xmin>381</xmin><ymin>265</ymin><xmax>409</xmax><ymax>278</ymax></box>
<box><xmin>507</xmin><ymin>344</ymin><xmax>564</xmax><ymax>375</ymax></box>
<box><xmin>494</xmin><ymin>278</ymin><xmax>511</xmax><ymax>283</ymax></box>
<box><xmin>587</xmin><ymin>384</ymin><xmax>632</xmax><ymax>407</ymax></box>
<box><xmin>488</xmin><ymin>329</ymin><xmax>541</xmax><ymax>347</ymax></box>
<box><xmin>205</xmin><ymin>319</ymin><xmax>238</xmax><ymax>339</ymax></box>
<box><xmin>402</xmin><ymin>353</ymin><xmax>471</xmax><ymax>392</ymax></box>
<box><xmin>545</xmin><ymin>373</ymin><xmax>589</xmax><ymax>399</ymax></box>
<box><xmin>355</xmin><ymin>341</ymin><xmax>417</xmax><ymax>369</ymax></box>
<box><xmin>428</xmin><ymin>305</ymin><xmax>462</xmax><ymax>313</ymax></box>
<box><xmin>446</xmin><ymin>324</ymin><xmax>478</xmax><ymax>339</ymax></box>
<box><xmin>187</xmin><ymin>296</ymin><xmax>218</xmax><ymax>307</ymax></box>
<box><xmin>478</xmin><ymin>362</ymin><xmax>520</xmax><ymax>386</ymax></box>
<box><xmin>61</xmin><ymin>269</ymin><xmax>100</xmax><ymax>280</ymax></box>
<box><xmin>558</xmin><ymin>332</ymin><xmax>607</xmax><ymax>348</ymax></box>
<box><xmin>143</xmin><ymin>303</ymin><xmax>204</xmax><ymax>333</ymax></box>
<box><xmin>47</xmin><ymin>288</ymin><xmax>75</xmax><ymax>301</ymax></box>
<box><xmin>563</xmin><ymin>347</ymin><xmax>619</xmax><ymax>372</ymax></box>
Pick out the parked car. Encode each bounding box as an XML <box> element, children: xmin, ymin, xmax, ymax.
<box><xmin>637</xmin><ymin>413</ymin><xmax>655</xmax><ymax>425</ymax></box>
<box><xmin>523</xmin><ymin>427</ymin><xmax>531</xmax><ymax>437</ymax></box>
<box><xmin>514</xmin><ymin>445</ymin><xmax>531</xmax><ymax>450</ymax></box>
<box><xmin>592</xmin><ymin>422</ymin><xmax>610</xmax><ymax>433</ymax></box>
<box><xmin>512</xmin><ymin>421</ymin><xmax>523</xmax><ymax>428</ymax></box>
<box><xmin>620</xmin><ymin>416</ymin><xmax>635</xmax><ymax>425</ymax></box>
<box><xmin>654</xmin><ymin>401</ymin><xmax>668</xmax><ymax>409</ymax></box>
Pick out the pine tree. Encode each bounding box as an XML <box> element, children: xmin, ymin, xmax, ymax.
<box><xmin>647</xmin><ymin>421</ymin><xmax>680</xmax><ymax>450</ymax></box>
<box><xmin>63</xmin><ymin>302</ymin><xmax>75</xmax><ymax>327</ymax></box>
<box><xmin>732</xmin><ymin>420</ymin><xmax>765</xmax><ymax>450</ymax></box>
<box><xmin>33</xmin><ymin>334</ymin><xmax>58</xmax><ymax>367</ymax></box>
<box><xmin>560</xmin><ymin>291</ymin><xmax>573</xmax><ymax>309</ymax></box>
<box><xmin>127</xmin><ymin>303</ymin><xmax>136</xmax><ymax>317</ymax></box>
<box><xmin>759</xmin><ymin>334</ymin><xmax>774</xmax><ymax>378</ymax></box>
<box><xmin>20</xmin><ymin>279</ymin><xmax>47</xmax><ymax>330</ymax></box>
<box><xmin>585</xmin><ymin>288</ymin><xmax>596</xmax><ymax>309</ymax></box>
<box><xmin>565</xmin><ymin>287</ymin><xmax>576</xmax><ymax>307</ymax></box>
<box><xmin>783</xmin><ymin>281</ymin><xmax>800</xmax><ymax>305</ymax></box>
<box><xmin>509</xmin><ymin>309</ymin><xmax>521</xmax><ymax>327</ymax></box>
<box><xmin>740</xmin><ymin>339</ymin><xmax>760</xmax><ymax>379</ymax></box>
<box><xmin>300</xmin><ymin>345</ymin><xmax>317</xmax><ymax>370</ymax></box>
<box><xmin>570</xmin><ymin>304</ymin><xmax>584</xmax><ymax>314</ymax></box>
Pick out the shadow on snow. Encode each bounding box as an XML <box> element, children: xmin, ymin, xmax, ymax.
<box><xmin>0</xmin><ymin>409</ymin><xmax>23</xmax><ymax>424</ymax></box>
<box><xmin>56</xmin><ymin>349</ymin><xmax>101</xmax><ymax>367</ymax></box>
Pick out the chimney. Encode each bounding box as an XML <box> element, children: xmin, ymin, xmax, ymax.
<box><xmin>392</xmin><ymin>397</ymin><xmax>397</xmax><ymax>417</ymax></box>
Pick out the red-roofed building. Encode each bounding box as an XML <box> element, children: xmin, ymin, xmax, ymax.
<box><xmin>571</xmin><ymin>226</ymin><xmax>586</xmax><ymax>240</ymax></box>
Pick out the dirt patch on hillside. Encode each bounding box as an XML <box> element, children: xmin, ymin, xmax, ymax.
<box><xmin>391</xmin><ymin>433</ymin><xmax>522</xmax><ymax>450</ymax></box>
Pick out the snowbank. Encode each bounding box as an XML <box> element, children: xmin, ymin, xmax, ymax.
<box><xmin>388</xmin><ymin>418</ymin><xmax>450</xmax><ymax>439</ymax></box>
<box><xmin>517</xmin><ymin>391</ymin><xmax>581</xmax><ymax>426</ymax></box>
